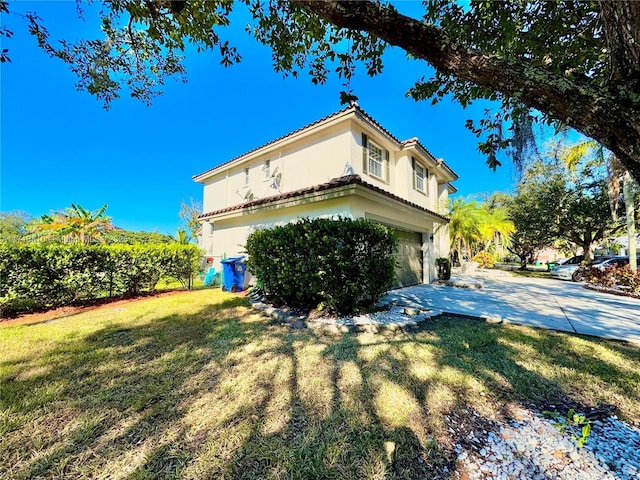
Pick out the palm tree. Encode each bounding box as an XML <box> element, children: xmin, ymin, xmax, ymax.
<box><xmin>30</xmin><ymin>204</ymin><xmax>113</xmax><ymax>245</ymax></box>
<box><xmin>478</xmin><ymin>207</ymin><xmax>515</xmax><ymax>255</ymax></box>
<box><xmin>448</xmin><ymin>197</ymin><xmax>484</xmax><ymax>262</ymax></box>
<box><xmin>175</xmin><ymin>229</ymin><xmax>191</xmax><ymax>245</ymax></box>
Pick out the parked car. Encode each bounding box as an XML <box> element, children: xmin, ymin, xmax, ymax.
<box><xmin>592</xmin><ymin>256</ymin><xmax>640</xmax><ymax>271</ymax></box>
<box><xmin>550</xmin><ymin>256</ymin><xmax>612</xmax><ymax>282</ymax></box>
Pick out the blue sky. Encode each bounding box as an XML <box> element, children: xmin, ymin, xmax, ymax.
<box><xmin>1</xmin><ymin>1</ymin><xmax>515</xmax><ymax>234</ymax></box>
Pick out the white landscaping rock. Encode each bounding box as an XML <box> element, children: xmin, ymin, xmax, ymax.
<box><xmin>446</xmin><ymin>276</ymin><xmax>485</xmax><ymax>289</ymax></box>
<box><xmin>456</xmin><ymin>406</ymin><xmax>640</xmax><ymax>480</ymax></box>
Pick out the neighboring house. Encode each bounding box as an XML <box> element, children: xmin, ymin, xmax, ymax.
<box><xmin>535</xmin><ymin>247</ymin><xmax>565</xmax><ymax>263</ymax></box>
<box><xmin>194</xmin><ymin>105</ymin><xmax>459</xmax><ymax>287</ymax></box>
<box><xmin>609</xmin><ymin>234</ymin><xmax>640</xmax><ymax>256</ymax></box>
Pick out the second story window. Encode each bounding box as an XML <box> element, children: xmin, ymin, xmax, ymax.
<box><xmin>362</xmin><ymin>133</ymin><xmax>389</xmax><ymax>182</ymax></box>
<box><xmin>244</xmin><ymin>167</ymin><xmax>249</xmax><ymax>185</ymax></box>
<box><xmin>412</xmin><ymin>157</ymin><xmax>428</xmax><ymax>195</ymax></box>
<box><xmin>368</xmin><ymin>141</ymin><xmax>384</xmax><ymax>178</ymax></box>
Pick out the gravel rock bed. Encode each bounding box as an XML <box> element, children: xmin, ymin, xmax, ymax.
<box><xmin>309</xmin><ymin>305</ymin><xmax>443</xmax><ymax>327</ymax></box>
<box><xmin>446</xmin><ymin>276</ymin><xmax>485</xmax><ymax>289</ymax></box>
<box><xmin>250</xmin><ymin>293</ymin><xmax>443</xmax><ymax>330</ymax></box>
<box><xmin>455</xmin><ymin>406</ymin><xmax>640</xmax><ymax>480</ymax></box>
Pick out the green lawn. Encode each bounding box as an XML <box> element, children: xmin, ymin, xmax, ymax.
<box><xmin>509</xmin><ymin>269</ymin><xmax>553</xmax><ymax>279</ymax></box>
<box><xmin>1</xmin><ymin>290</ymin><xmax>639</xmax><ymax>479</ymax></box>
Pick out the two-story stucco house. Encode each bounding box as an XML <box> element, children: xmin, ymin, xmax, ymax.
<box><xmin>194</xmin><ymin>105</ymin><xmax>458</xmax><ymax>287</ymax></box>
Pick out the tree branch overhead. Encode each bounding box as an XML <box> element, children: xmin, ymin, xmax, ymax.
<box><xmin>294</xmin><ymin>0</ymin><xmax>640</xmax><ymax>181</ymax></box>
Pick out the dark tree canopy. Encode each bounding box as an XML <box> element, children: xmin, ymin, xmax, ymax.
<box><xmin>4</xmin><ymin>1</ymin><xmax>640</xmax><ymax>181</ymax></box>
<box><xmin>508</xmin><ymin>160</ymin><xmax>622</xmax><ymax>263</ymax></box>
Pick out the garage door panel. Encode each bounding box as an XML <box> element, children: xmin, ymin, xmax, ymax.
<box><xmin>393</xmin><ymin>230</ymin><xmax>423</xmax><ymax>288</ymax></box>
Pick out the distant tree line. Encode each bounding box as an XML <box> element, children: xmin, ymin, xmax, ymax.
<box><xmin>0</xmin><ymin>200</ymin><xmax>203</xmax><ymax>246</ymax></box>
<box><xmin>448</xmin><ymin>139</ymin><xmax>639</xmax><ymax>269</ymax></box>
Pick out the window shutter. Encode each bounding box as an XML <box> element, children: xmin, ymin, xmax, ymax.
<box><xmin>425</xmin><ymin>168</ymin><xmax>429</xmax><ymax>195</ymax></box>
<box><xmin>411</xmin><ymin>157</ymin><xmax>416</xmax><ymax>189</ymax></box>
<box><xmin>385</xmin><ymin>149</ymin><xmax>390</xmax><ymax>184</ymax></box>
<box><xmin>362</xmin><ymin>133</ymin><xmax>368</xmax><ymax>174</ymax></box>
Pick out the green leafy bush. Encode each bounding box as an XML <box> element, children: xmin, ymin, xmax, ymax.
<box><xmin>246</xmin><ymin>218</ymin><xmax>397</xmax><ymax>314</ymax></box>
<box><xmin>0</xmin><ymin>243</ymin><xmax>201</xmax><ymax>315</ymax></box>
<box><xmin>472</xmin><ymin>251</ymin><xmax>496</xmax><ymax>268</ymax></box>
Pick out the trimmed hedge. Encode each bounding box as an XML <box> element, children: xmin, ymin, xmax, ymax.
<box><xmin>246</xmin><ymin>218</ymin><xmax>397</xmax><ymax>314</ymax></box>
<box><xmin>0</xmin><ymin>243</ymin><xmax>200</xmax><ymax>315</ymax></box>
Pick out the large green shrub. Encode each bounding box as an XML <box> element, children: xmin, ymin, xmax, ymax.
<box><xmin>0</xmin><ymin>243</ymin><xmax>201</xmax><ymax>315</ymax></box>
<box><xmin>246</xmin><ymin>218</ymin><xmax>397</xmax><ymax>314</ymax></box>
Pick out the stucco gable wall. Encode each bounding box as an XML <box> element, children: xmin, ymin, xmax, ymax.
<box><xmin>202</xmin><ymin>122</ymin><xmax>352</xmax><ymax>213</ymax></box>
<box><xmin>348</xmin><ymin>120</ymin><xmax>447</xmax><ymax>214</ymax></box>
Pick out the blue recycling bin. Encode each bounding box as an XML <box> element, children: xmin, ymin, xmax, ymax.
<box><xmin>220</xmin><ymin>256</ymin><xmax>247</xmax><ymax>292</ymax></box>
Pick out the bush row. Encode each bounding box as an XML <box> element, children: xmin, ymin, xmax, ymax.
<box><xmin>583</xmin><ymin>265</ymin><xmax>640</xmax><ymax>292</ymax></box>
<box><xmin>0</xmin><ymin>243</ymin><xmax>201</xmax><ymax>315</ymax></box>
<box><xmin>246</xmin><ymin>218</ymin><xmax>397</xmax><ymax>314</ymax></box>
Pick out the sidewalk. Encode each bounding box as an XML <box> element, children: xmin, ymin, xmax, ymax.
<box><xmin>383</xmin><ymin>275</ymin><xmax>640</xmax><ymax>345</ymax></box>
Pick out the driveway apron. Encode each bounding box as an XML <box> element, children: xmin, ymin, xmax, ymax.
<box><xmin>384</xmin><ymin>276</ymin><xmax>640</xmax><ymax>345</ymax></box>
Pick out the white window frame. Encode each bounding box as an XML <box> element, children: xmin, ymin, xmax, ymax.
<box><xmin>264</xmin><ymin>159</ymin><xmax>270</xmax><ymax>178</ymax></box>
<box><xmin>414</xmin><ymin>162</ymin><xmax>426</xmax><ymax>194</ymax></box>
<box><xmin>368</xmin><ymin>140</ymin><xmax>385</xmax><ymax>180</ymax></box>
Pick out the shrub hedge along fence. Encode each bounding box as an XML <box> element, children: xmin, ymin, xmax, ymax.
<box><xmin>0</xmin><ymin>243</ymin><xmax>200</xmax><ymax>315</ymax></box>
<box><xmin>246</xmin><ymin>218</ymin><xmax>398</xmax><ymax>315</ymax></box>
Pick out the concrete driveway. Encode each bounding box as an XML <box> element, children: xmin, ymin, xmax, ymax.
<box><xmin>383</xmin><ymin>275</ymin><xmax>640</xmax><ymax>345</ymax></box>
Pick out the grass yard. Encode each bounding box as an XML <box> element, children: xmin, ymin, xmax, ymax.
<box><xmin>1</xmin><ymin>290</ymin><xmax>639</xmax><ymax>479</ymax></box>
<box><xmin>509</xmin><ymin>269</ymin><xmax>553</xmax><ymax>279</ymax></box>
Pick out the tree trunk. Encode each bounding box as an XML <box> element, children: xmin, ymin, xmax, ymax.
<box><xmin>623</xmin><ymin>171</ymin><xmax>637</xmax><ymax>270</ymax></box>
<box><xmin>582</xmin><ymin>243</ymin><xmax>594</xmax><ymax>262</ymax></box>
<box><xmin>519</xmin><ymin>256</ymin><xmax>527</xmax><ymax>270</ymax></box>
<box><xmin>294</xmin><ymin>1</ymin><xmax>640</xmax><ymax>182</ymax></box>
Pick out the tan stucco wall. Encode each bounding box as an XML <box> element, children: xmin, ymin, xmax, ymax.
<box><xmin>202</xmin><ymin>123</ymin><xmax>353</xmax><ymax>214</ymax></box>
<box><xmin>348</xmin><ymin>124</ymin><xmax>398</xmax><ymax>194</ymax></box>
<box><xmin>205</xmin><ymin>197</ymin><xmax>354</xmax><ymax>259</ymax></box>
<box><xmin>200</xmin><ymin>115</ymin><xmax>454</xmax><ymax>222</ymax></box>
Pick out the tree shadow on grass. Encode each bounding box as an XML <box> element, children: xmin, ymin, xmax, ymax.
<box><xmin>2</xmin><ymin>299</ymin><xmax>640</xmax><ymax>479</ymax></box>
<box><xmin>219</xmin><ymin>317</ymin><xmax>640</xmax><ymax>479</ymax></box>
<box><xmin>1</xmin><ymin>296</ymin><xmax>280</xmax><ymax>479</ymax></box>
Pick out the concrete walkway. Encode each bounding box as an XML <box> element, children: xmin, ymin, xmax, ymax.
<box><xmin>383</xmin><ymin>275</ymin><xmax>640</xmax><ymax>345</ymax></box>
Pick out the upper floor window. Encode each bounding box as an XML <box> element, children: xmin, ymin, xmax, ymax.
<box><xmin>362</xmin><ymin>133</ymin><xmax>389</xmax><ymax>182</ymax></box>
<box><xmin>264</xmin><ymin>159</ymin><xmax>270</xmax><ymax>177</ymax></box>
<box><xmin>368</xmin><ymin>141</ymin><xmax>384</xmax><ymax>178</ymax></box>
<box><xmin>244</xmin><ymin>167</ymin><xmax>249</xmax><ymax>185</ymax></box>
<box><xmin>412</xmin><ymin>157</ymin><xmax>429</xmax><ymax>195</ymax></box>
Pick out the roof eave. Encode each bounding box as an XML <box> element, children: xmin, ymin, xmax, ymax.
<box><xmin>198</xmin><ymin>174</ymin><xmax>450</xmax><ymax>224</ymax></box>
